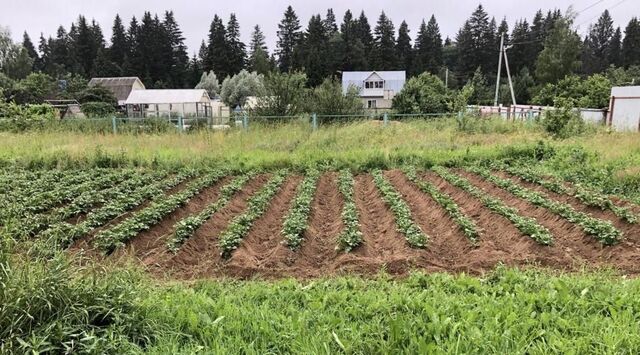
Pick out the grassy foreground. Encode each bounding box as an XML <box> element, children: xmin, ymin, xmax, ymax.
<box><xmin>3</xmin><ymin>253</ymin><xmax>640</xmax><ymax>354</ymax></box>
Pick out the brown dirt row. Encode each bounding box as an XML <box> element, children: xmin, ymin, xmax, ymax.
<box><xmin>458</xmin><ymin>169</ymin><xmax>640</xmax><ymax>274</ymax></box>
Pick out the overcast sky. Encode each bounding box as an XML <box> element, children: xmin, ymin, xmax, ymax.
<box><xmin>1</xmin><ymin>0</ymin><xmax>637</xmax><ymax>55</ymax></box>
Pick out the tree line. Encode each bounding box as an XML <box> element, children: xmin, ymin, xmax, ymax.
<box><xmin>1</xmin><ymin>4</ymin><xmax>640</xmax><ymax>103</ymax></box>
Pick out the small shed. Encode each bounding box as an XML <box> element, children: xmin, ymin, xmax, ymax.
<box><xmin>608</xmin><ymin>86</ymin><xmax>640</xmax><ymax>131</ymax></box>
<box><xmin>88</xmin><ymin>77</ymin><xmax>145</xmax><ymax>106</ymax></box>
<box><xmin>124</xmin><ymin>89</ymin><xmax>212</xmax><ymax>118</ymax></box>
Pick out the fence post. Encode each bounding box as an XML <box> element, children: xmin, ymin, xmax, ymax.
<box><xmin>243</xmin><ymin>112</ymin><xmax>248</xmax><ymax>130</ymax></box>
<box><xmin>111</xmin><ymin>116</ymin><xmax>117</xmax><ymax>134</ymax></box>
<box><xmin>312</xmin><ymin>113</ymin><xmax>317</xmax><ymax>131</ymax></box>
<box><xmin>178</xmin><ymin>116</ymin><xmax>184</xmax><ymax>132</ymax></box>
<box><xmin>383</xmin><ymin>112</ymin><xmax>388</xmax><ymax>126</ymax></box>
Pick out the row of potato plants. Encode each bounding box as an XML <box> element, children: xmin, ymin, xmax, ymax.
<box><xmin>433</xmin><ymin>166</ymin><xmax>554</xmax><ymax>245</ymax></box>
<box><xmin>93</xmin><ymin>170</ymin><xmax>226</xmax><ymax>254</ymax></box>
<box><xmin>403</xmin><ymin>166</ymin><xmax>480</xmax><ymax>244</ymax></box>
<box><xmin>167</xmin><ymin>173</ymin><xmax>254</xmax><ymax>252</ymax></box>
<box><xmin>3</xmin><ymin>169</ymin><xmax>129</xmax><ymax>222</ymax></box>
<box><xmin>8</xmin><ymin>170</ymin><xmax>159</xmax><ymax>239</ymax></box>
<box><xmin>0</xmin><ymin>169</ymin><xmax>99</xmax><ymax>221</ymax></box>
<box><xmin>336</xmin><ymin>169</ymin><xmax>363</xmax><ymax>252</ymax></box>
<box><xmin>219</xmin><ymin>170</ymin><xmax>288</xmax><ymax>258</ymax></box>
<box><xmin>40</xmin><ymin>170</ymin><xmax>195</xmax><ymax>250</ymax></box>
<box><xmin>372</xmin><ymin>169</ymin><xmax>428</xmax><ymax>248</ymax></box>
<box><xmin>0</xmin><ymin>169</ymin><xmax>68</xmax><ymax>198</ymax></box>
<box><xmin>468</xmin><ymin>166</ymin><xmax>622</xmax><ymax>245</ymax></box>
<box><xmin>281</xmin><ymin>169</ymin><xmax>321</xmax><ymax>249</ymax></box>
<box><xmin>498</xmin><ymin>164</ymin><xmax>638</xmax><ymax>224</ymax></box>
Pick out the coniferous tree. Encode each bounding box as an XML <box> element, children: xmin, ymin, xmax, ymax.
<box><xmin>583</xmin><ymin>10</ymin><xmax>615</xmax><ymax>74</ymax></box>
<box><xmin>324</xmin><ymin>9</ymin><xmax>338</xmax><ymax>36</ymax></box>
<box><xmin>622</xmin><ymin>17</ymin><xmax>640</xmax><ymax>67</ymax></box>
<box><xmin>355</xmin><ymin>11</ymin><xmax>374</xmax><ymax>68</ymax></box>
<box><xmin>396</xmin><ymin>21</ymin><xmax>412</xmax><ymax>73</ymax></box>
<box><xmin>124</xmin><ymin>16</ymin><xmax>140</xmax><ymax>76</ymax></box>
<box><xmin>109</xmin><ymin>14</ymin><xmax>128</xmax><ymax>69</ymax></box>
<box><xmin>205</xmin><ymin>15</ymin><xmax>230</xmax><ymax>79</ymax></box>
<box><xmin>297</xmin><ymin>14</ymin><xmax>329</xmax><ymax>86</ymax></box>
<box><xmin>609</xmin><ymin>27</ymin><xmax>622</xmax><ymax>68</ymax></box>
<box><xmin>248</xmin><ymin>25</ymin><xmax>272</xmax><ymax>74</ymax></box>
<box><xmin>74</xmin><ymin>16</ymin><xmax>97</xmax><ymax>76</ymax></box>
<box><xmin>455</xmin><ymin>5</ymin><xmax>494</xmax><ymax>82</ymax></box>
<box><xmin>276</xmin><ymin>6</ymin><xmax>302</xmax><ymax>72</ymax></box>
<box><xmin>162</xmin><ymin>11</ymin><xmax>189</xmax><ymax>87</ymax></box>
<box><xmin>371</xmin><ymin>11</ymin><xmax>397</xmax><ymax>70</ymax></box>
<box><xmin>339</xmin><ymin>10</ymin><xmax>366</xmax><ymax>71</ymax></box>
<box><xmin>509</xmin><ymin>19</ymin><xmax>530</xmax><ymax>73</ymax></box>
<box><xmin>414</xmin><ymin>15</ymin><xmax>443</xmax><ymax>75</ymax></box>
<box><xmin>226</xmin><ymin>13</ymin><xmax>246</xmax><ymax>76</ymax></box>
<box><xmin>187</xmin><ymin>54</ymin><xmax>202</xmax><ymax>88</ymax></box>
<box><xmin>22</xmin><ymin>32</ymin><xmax>40</xmax><ymax>70</ymax></box>
<box><xmin>535</xmin><ymin>16</ymin><xmax>581</xmax><ymax>84</ymax></box>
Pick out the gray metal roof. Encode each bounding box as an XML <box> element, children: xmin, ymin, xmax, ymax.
<box><xmin>124</xmin><ymin>89</ymin><xmax>211</xmax><ymax>105</ymax></box>
<box><xmin>341</xmin><ymin>71</ymin><xmax>406</xmax><ymax>94</ymax></box>
<box><xmin>88</xmin><ymin>77</ymin><xmax>145</xmax><ymax>104</ymax></box>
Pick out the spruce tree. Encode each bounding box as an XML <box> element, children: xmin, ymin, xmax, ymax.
<box><xmin>583</xmin><ymin>10</ymin><xmax>614</xmax><ymax>74</ymax></box>
<box><xmin>509</xmin><ymin>19</ymin><xmax>530</xmax><ymax>73</ymax></box>
<box><xmin>340</xmin><ymin>10</ymin><xmax>366</xmax><ymax>71</ymax></box>
<box><xmin>324</xmin><ymin>9</ymin><xmax>339</xmax><ymax>36</ymax></box>
<box><xmin>414</xmin><ymin>15</ymin><xmax>443</xmax><ymax>75</ymax></box>
<box><xmin>535</xmin><ymin>17</ymin><xmax>581</xmax><ymax>84</ymax></box>
<box><xmin>249</xmin><ymin>25</ymin><xmax>272</xmax><ymax>74</ymax></box>
<box><xmin>455</xmin><ymin>5</ymin><xmax>494</xmax><ymax>81</ymax></box>
<box><xmin>164</xmin><ymin>11</ymin><xmax>189</xmax><ymax>87</ymax></box>
<box><xmin>355</xmin><ymin>11</ymin><xmax>374</xmax><ymax>68</ymax></box>
<box><xmin>22</xmin><ymin>32</ymin><xmax>39</xmax><ymax>70</ymax></box>
<box><xmin>226</xmin><ymin>13</ymin><xmax>247</xmax><ymax>76</ymax></box>
<box><xmin>125</xmin><ymin>16</ymin><xmax>141</xmax><ymax>76</ymax></box>
<box><xmin>276</xmin><ymin>6</ymin><xmax>302</xmax><ymax>72</ymax></box>
<box><xmin>372</xmin><ymin>11</ymin><xmax>397</xmax><ymax>70</ymax></box>
<box><xmin>298</xmin><ymin>14</ymin><xmax>329</xmax><ymax>86</ymax></box>
<box><xmin>622</xmin><ymin>17</ymin><xmax>640</xmax><ymax>67</ymax></box>
<box><xmin>609</xmin><ymin>27</ymin><xmax>622</xmax><ymax>68</ymax></box>
<box><xmin>110</xmin><ymin>14</ymin><xmax>128</xmax><ymax>68</ymax></box>
<box><xmin>396</xmin><ymin>21</ymin><xmax>412</xmax><ymax>73</ymax></box>
<box><xmin>206</xmin><ymin>15</ymin><xmax>230</xmax><ymax>79</ymax></box>
<box><xmin>74</xmin><ymin>15</ymin><xmax>99</xmax><ymax>77</ymax></box>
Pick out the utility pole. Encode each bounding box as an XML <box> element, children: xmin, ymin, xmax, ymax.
<box><xmin>493</xmin><ymin>33</ymin><xmax>504</xmax><ymax>106</ymax></box>
<box><xmin>445</xmin><ymin>67</ymin><xmax>449</xmax><ymax>88</ymax></box>
<box><xmin>503</xmin><ymin>44</ymin><xmax>517</xmax><ymax>107</ymax></box>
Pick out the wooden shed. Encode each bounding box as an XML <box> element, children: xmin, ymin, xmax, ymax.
<box><xmin>88</xmin><ymin>77</ymin><xmax>145</xmax><ymax>106</ymax></box>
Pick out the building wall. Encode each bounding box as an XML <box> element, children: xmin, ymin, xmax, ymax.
<box><xmin>610</xmin><ymin>86</ymin><xmax>640</xmax><ymax>132</ymax></box>
<box><xmin>360</xmin><ymin>97</ymin><xmax>393</xmax><ymax>109</ymax></box>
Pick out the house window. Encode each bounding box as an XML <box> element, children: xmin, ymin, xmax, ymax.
<box><xmin>367</xmin><ymin>100</ymin><xmax>377</xmax><ymax>109</ymax></box>
<box><xmin>365</xmin><ymin>81</ymin><xmax>384</xmax><ymax>89</ymax></box>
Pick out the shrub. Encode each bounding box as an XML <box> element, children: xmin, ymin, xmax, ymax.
<box><xmin>220</xmin><ymin>70</ymin><xmax>264</xmax><ymax>108</ymax></box>
<box><xmin>392</xmin><ymin>72</ymin><xmax>451</xmax><ymax>114</ymax></box>
<box><xmin>304</xmin><ymin>78</ymin><xmax>363</xmax><ymax>118</ymax></box>
<box><xmin>253</xmin><ymin>71</ymin><xmax>307</xmax><ymax>118</ymax></box>
<box><xmin>76</xmin><ymin>84</ymin><xmax>117</xmax><ymax>106</ymax></box>
<box><xmin>82</xmin><ymin>101</ymin><xmax>116</xmax><ymax>118</ymax></box>
<box><xmin>541</xmin><ymin>101</ymin><xmax>585</xmax><ymax>139</ymax></box>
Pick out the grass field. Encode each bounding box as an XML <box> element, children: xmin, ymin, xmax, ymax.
<box><xmin>2</xmin><ymin>118</ymin><xmax>640</xmax><ymax>353</ymax></box>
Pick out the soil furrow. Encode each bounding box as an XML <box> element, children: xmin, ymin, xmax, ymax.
<box><xmin>164</xmin><ymin>174</ymin><xmax>271</xmax><ymax>279</ymax></box>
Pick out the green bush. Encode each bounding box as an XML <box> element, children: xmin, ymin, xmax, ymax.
<box><xmin>392</xmin><ymin>72</ymin><xmax>451</xmax><ymax>114</ymax></box>
<box><xmin>541</xmin><ymin>101</ymin><xmax>586</xmax><ymax>139</ymax></box>
<box><xmin>81</xmin><ymin>101</ymin><xmax>116</xmax><ymax>118</ymax></box>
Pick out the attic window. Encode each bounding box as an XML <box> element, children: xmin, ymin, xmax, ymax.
<box><xmin>365</xmin><ymin>81</ymin><xmax>384</xmax><ymax>89</ymax></box>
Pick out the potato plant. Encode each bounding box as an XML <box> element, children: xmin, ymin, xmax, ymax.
<box><xmin>282</xmin><ymin>169</ymin><xmax>321</xmax><ymax>250</ymax></box>
<box><xmin>433</xmin><ymin>166</ymin><xmax>553</xmax><ymax>245</ymax></box>
<box><xmin>336</xmin><ymin>169</ymin><xmax>363</xmax><ymax>252</ymax></box>
<box><xmin>403</xmin><ymin>166</ymin><xmax>480</xmax><ymax>244</ymax></box>
<box><xmin>372</xmin><ymin>169</ymin><xmax>427</xmax><ymax>248</ymax></box>
<box><xmin>93</xmin><ymin>170</ymin><xmax>226</xmax><ymax>254</ymax></box>
<box><xmin>469</xmin><ymin>166</ymin><xmax>622</xmax><ymax>245</ymax></box>
<box><xmin>167</xmin><ymin>173</ymin><xmax>254</xmax><ymax>252</ymax></box>
<box><xmin>219</xmin><ymin>170</ymin><xmax>288</xmax><ymax>258</ymax></box>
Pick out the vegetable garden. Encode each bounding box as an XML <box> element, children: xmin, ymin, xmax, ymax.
<box><xmin>5</xmin><ymin>162</ymin><xmax>640</xmax><ymax>278</ymax></box>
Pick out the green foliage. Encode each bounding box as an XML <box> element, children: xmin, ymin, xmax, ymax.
<box><xmin>168</xmin><ymin>173</ymin><xmax>252</xmax><ymax>252</ymax></box>
<box><xmin>533</xmin><ymin>74</ymin><xmax>612</xmax><ymax>109</ymax></box>
<box><xmin>81</xmin><ymin>101</ymin><xmax>116</xmax><ymax>118</ymax></box>
<box><xmin>218</xmin><ymin>170</ymin><xmax>288</xmax><ymax>257</ymax></box>
<box><xmin>392</xmin><ymin>72</ymin><xmax>450</xmax><ymax>114</ymax></box>
<box><xmin>77</xmin><ymin>84</ymin><xmax>117</xmax><ymax>106</ymax></box>
<box><xmin>220</xmin><ymin>69</ymin><xmax>264</xmax><ymax>108</ymax></box>
<box><xmin>540</xmin><ymin>100</ymin><xmax>586</xmax><ymax>139</ymax></box>
<box><xmin>434</xmin><ymin>166</ymin><xmax>553</xmax><ymax>245</ymax></box>
<box><xmin>304</xmin><ymin>78</ymin><xmax>363</xmax><ymax>117</ymax></box>
<box><xmin>282</xmin><ymin>169</ymin><xmax>321</xmax><ymax>249</ymax></box>
<box><xmin>535</xmin><ymin>17</ymin><xmax>582</xmax><ymax>84</ymax></box>
<box><xmin>11</xmin><ymin>72</ymin><xmax>56</xmax><ymax>104</ymax></box>
<box><xmin>372</xmin><ymin>169</ymin><xmax>427</xmax><ymax>248</ymax></box>
<box><xmin>336</xmin><ymin>169</ymin><xmax>363</xmax><ymax>252</ymax></box>
<box><xmin>194</xmin><ymin>70</ymin><xmax>220</xmax><ymax>98</ymax></box>
<box><xmin>254</xmin><ymin>71</ymin><xmax>307</xmax><ymax>117</ymax></box>
<box><xmin>468</xmin><ymin>166</ymin><xmax>622</xmax><ymax>245</ymax></box>
<box><xmin>403</xmin><ymin>166</ymin><xmax>480</xmax><ymax>243</ymax></box>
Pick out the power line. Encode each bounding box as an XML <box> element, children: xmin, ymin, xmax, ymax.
<box><xmin>575</xmin><ymin>0</ymin><xmax>607</xmax><ymax>16</ymax></box>
<box><xmin>576</xmin><ymin>0</ymin><xmax>630</xmax><ymax>28</ymax></box>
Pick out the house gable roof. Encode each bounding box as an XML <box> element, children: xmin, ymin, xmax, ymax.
<box><xmin>124</xmin><ymin>89</ymin><xmax>211</xmax><ymax>105</ymax></box>
<box><xmin>88</xmin><ymin>77</ymin><xmax>145</xmax><ymax>104</ymax></box>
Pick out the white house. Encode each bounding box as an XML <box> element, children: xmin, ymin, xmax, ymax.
<box><xmin>608</xmin><ymin>86</ymin><xmax>640</xmax><ymax>131</ymax></box>
<box><xmin>124</xmin><ymin>89</ymin><xmax>212</xmax><ymax>118</ymax></box>
<box><xmin>341</xmin><ymin>71</ymin><xmax>406</xmax><ymax>109</ymax></box>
